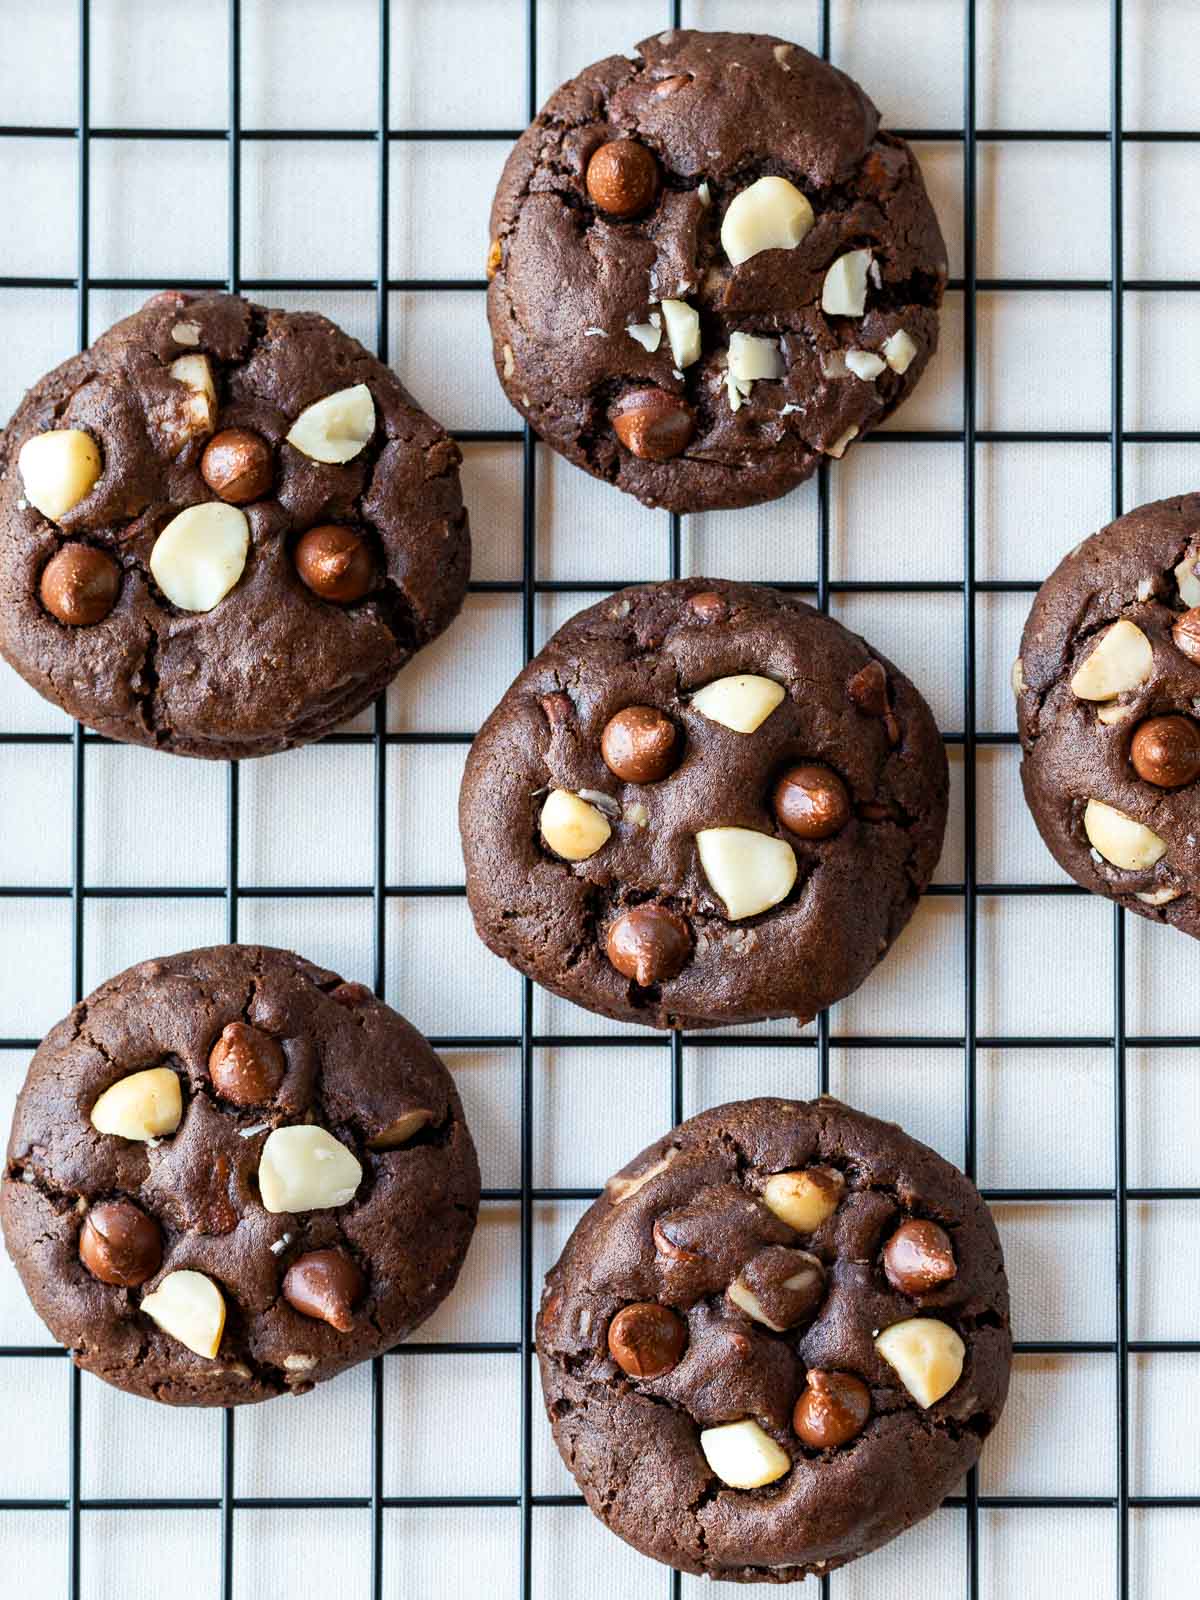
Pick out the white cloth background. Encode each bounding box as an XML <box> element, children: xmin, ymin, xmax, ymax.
<box><xmin>0</xmin><ymin>1</ymin><xmax>1197</xmax><ymax>1596</ymax></box>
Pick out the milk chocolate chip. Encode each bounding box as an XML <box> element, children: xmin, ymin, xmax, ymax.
<box><xmin>882</xmin><ymin>1219</ymin><xmax>957</xmax><ymax>1296</ymax></box>
<box><xmin>1130</xmin><ymin>715</ymin><xmax>1200</xmax><ymax>789</ymax></box>
<box><xmin>610</xmin><ymin>390</ymin><xmax>695</xmax><ymax>462</ymax></box>
<box><xmin>294</xmin><ymin>525</ymin><xmax>373</xmax><ymax>603</ymax></box>
<box><xmin>606</xmin><ymin>1301</ymin><xmax>686</xmax><ymax>1378</ymax></box>
<box><xmin>793</xmin><ymin>1370</ymin><xmax>871</xmax><ymax>1449</ymax></box>
<box><xmin>601</xmin><ymin>706</ymin><xmax>679</xmax><ymax>783</ymax></box>
<box><xmin>585</xmin><ymin>139</ymin><xmax>659</xmax><ymax>217</ymax></box>
<box><xmin>772</xmin><ymin>764</ymin><xmax>851</xmax><ymax>839</ymax></box>
<box><xmin>79</xmin><ymin>1200</ymin><xmax>162</xmax><ymax>1287</ymax></box>
<box><xmin>606</xmin><ymin>905</ymin><xmax>691</xmax><ymax>987</ymax></box>
<box><xmin>208</xmin><ymin>1022</ymin><xmax>286</xmax><ymax>1107</ymax></box>
<box><xmin>282</xmin><ymin>1248</ymin><xmax>364</xmax><ymax>1332</ymax></box>
<box><xmin>200</xmin><ymin>428</ymin><xmax>273</xmax><ymax>504</ymax></box>
<box><xmin>39</xmin><ymin>545</ymin><xmax>120</xmax><ymax>626</ymax></box>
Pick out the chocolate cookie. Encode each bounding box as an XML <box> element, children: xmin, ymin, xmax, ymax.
<box><xmin>0</xmin><ymin>292</ymin><xmax>469</xmax><ymax>757</ymax></box>
<box><xmin>0</xmin><ymin>945</ymin><xmax>480</xmax><ymax>1405</ymax></box>
<box><xmin>538</xmin><ymin>1096</ymin><xmax>1011</xmax><ymax>1582</ymax></box>
<box><xmin>1017</xmin><ymin>495</ymin><xmax>1200</xmax><ymax>935</ymax></box>
<box><xmin>459</xmin><ymin>579</ymin><xmax>947</xmax><ymax>1029</ymax></box>
<box><xmin>487</xmin><ymin>28</ymin><xmax>946</xmax><ymax>513</ymax></box>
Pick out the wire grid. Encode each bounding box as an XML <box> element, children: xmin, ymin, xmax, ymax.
<box><xmin>0</xmin><ymin>0</ymin><xmax>1197</xmax><ymax>1596</ymax></box>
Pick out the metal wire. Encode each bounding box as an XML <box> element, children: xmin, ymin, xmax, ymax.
<box><xmin>1</xmin><ymin>2</ymin><xmax>1198</xmax><ymax>1596</ymax></box>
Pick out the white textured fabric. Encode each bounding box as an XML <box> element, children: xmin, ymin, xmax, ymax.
<box><xmin>0</xmin><ymin>3</ymin><xmax>1197</xmax><ymax>1597</ymax></box>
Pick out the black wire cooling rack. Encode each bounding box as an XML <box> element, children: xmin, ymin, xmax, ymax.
<box><xmin>1</xmin><ymin>0</ymin><xmax>1198</xmax><ymax>1596</ymax></box>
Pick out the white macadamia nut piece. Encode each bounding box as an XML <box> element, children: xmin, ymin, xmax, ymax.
<box><xmin>607</xmin><ymin>1148</ymin><xmax>678</xmax><ymax>1202</ymax></box>
<box><xmin>691</xmin><ymin>674</ymin><xmax>785</xmax><ymax>733</ymax></box>
<box><xmin>762</xmin><ymin>1168</ymin><xmax>845</xmax><ymax>1233</ymax></box>
<box><xmin>821</xmin><ymin>249</ymin><xmax>872</xmax><ymax>316</ymax></box>
<box><xmin>258</xmin><ymin>1124</ymin><xmax>363</xmax><ymax>1213</ymax></box>
<box><xmin>1175</xmin><ymin>552</ymin><xmax>1200</xmax><ymax>609</ymax></box>
<box><xmin>1097</xmin><ymin>702</ymin><xmax>1135</xmax><ymax>726</ymax></box>
<box><xmin>700</xmin><ymin>1419</ymin><xmax>791</xmax><ymax>1488</ymax></box>
<box><xmin>286</xmin><ymin>382</ymin><xmax>376</xmax><ymax>464</ymax></box>
<box><xmin>720</xmin><ymin>176</ymin><xmax>814</xmax><ymax>267</ymax></box>
<box><xmin>540</xmin><ymin>789</ymin><xmax>612</xmax><ymax>862</ymax></box>
<box><xmin>170</xmin><ymin>321</ymin><xmax>202</xmax><ymax>346</ymax></box>
<box><xmin>367</xmin><ymin>1109</ymin><xmax>433</xmax><ymax>1150</ymax></box>
<box><xmin>18</xmin><ymin>430</ymin><xmax>102</xmax><ymax>522</ymax></box>
<box><xmin>728</xmin><ymin>332</ymin><xmax>784</xmax><ymax>384</ymax></box>
<box><xmin>1137</xmin><ymin>884</ymin><xmax>1182</xmax><ymax>906</ymax></box>
<box><xmin>875</xmin><ymin>1317</ymin><xmax>965</xmax><ymax>1408</ymax></box>
<box><xmin>660</xmin><ymin>299</ymin><xmax>701</xmax><ymax>368</ymax></box>
<box><xmin>90</xmin><ymin>1066</ymin><xmax>183</xmax><ymax>1142</ymax></box>
<box><xmin>845</xmin><ymin>349</ymin><xmax>885</xmax><ymax>381</ymax></box>
<box><xmin>141</xmin><ymin>1270</ymin><xmax>226</xmax><ymax>1359</ymax></box>
<box><xmin>1069</xmin><ymin>619</ymin><xmax>1154</xmax><ymax>701</ymax></box>
<box><xmin>1083</xmin><ymin>799</ymin><xmax>1168</xmax><ymax>871</ymax></box>
<box><xmin>825</xmin><ymin>425</ymin><xmax>858</xmax><ymax>459</ymax></box>
<box><xmin>698</xmin><ymin>181</ymin><xmax>712</xmax><ymax>207</ymax></box>
<box><xmin>1011</xmin><ymin>657</ymin><xmax>1025</xmax><ymax>696</ymax></box>
<box><xmin>696</xmin><ymin>827</ymin><xmax>797</xmax><ymax>920</ymax></box>
<box><xmin>881</xmin><ymin>328</ymin><xmax>918</xmax><ymax>374</ymax></box>
<box><xmin>168</xmin><ymin>353</ymin><xmax>218</xmax><ymax>440</ymax></box>
<box><xmin>150</xmin><ymin>503</ymin><xmax>250</xmax><ymax>612</ymax></box>
<box><xmin>626</xmin><ymin>313</ymin><xmax>662</xmax><ymax>353</ymax></box>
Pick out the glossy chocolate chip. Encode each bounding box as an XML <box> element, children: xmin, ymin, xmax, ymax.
<box><xmin>600</xmin><ymin>705</ymin><xmax>679</xmax><ymax>783</ymax></box>
<box><xmin>606</xmin><ymin>1301</ymin><xmax>686</xmax><ymax>1378</ymax></box>
<box><xmin>687</xmin><ymin>590</ymin><xmax>727</xmax><ymax>623</ymax></box>
<box><xmin>585</xmin><ymin>139</ymin><xmax>659</xmax><ymax>217</ymax></box>
<box><xmin>793</xmin><ymin>1370</ymin><xmax>871</xmax><ymax>1449</ymax></box>
<box><xmin>847</xmin><ymin>658</ymin><xmax>900</xmax><ymax>745</ymax></box>
<box><xmin>39</xmin><ymin>545</ymin><xmax>120</xmax><ymax>626</ymax></box>
<box><xmin>200</xmin><ymin>428</ymin><xmax>273</xmax><ymax>505</ymax></box>
<box><xmin>78</xmin><ymin>1200</ymin><xmax>162</xmax><ymax>1287</ymax></box>
<box><xmin>1172</xmin><ymin>608</ymin><xmax>1200</xmax><ymax>665</ymax></box>
<box><xmin>772</xmin><ymin>764</ymin><xmax>851</xmax><ymax>840</ymax></box>
<box><xmin>882</xmin><ymin>1219</ymin><xmax>957</xmax><ymax>1296</ymax></box>
<box><xmin>606</xmin><ymin>905</ymin><xmax>692</xmax><ymax>987</ymax></box>
<box><xmin>1130</xmin><ymin>715</ymin><xmax>1200</xmax><ymax>788</ymax></box>
<box><xmin>282</xmin><ymin>1248</ymin><xmax>364</xmax><ymax>1333</ymax></box>
<box><xmin>208</xmin><ymin>1022</ymin><xmax>286</xmax><ymax>1107</ymax></box>
<box><xmin>610</xmin><ymin>389</ymin><xmax>695</xmax><ymax>462</ymax></box>
<box><xmin>294</xmin><ymin>525</ymin><xmax>373</xmax><ymax>603</ymax></box>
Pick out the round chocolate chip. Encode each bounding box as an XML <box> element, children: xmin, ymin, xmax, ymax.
<box><xmin>793</xmin><ymin>1370</ymin><xmax>871</xmax><ymax>1449</ymax></box>
<box><xmin>1173</xmin><ymin>607</ymin><xmax>1200</xmax><ymax>665</ymax></box>
<box><xmin>1130</xmin><ymin>714</ymin><xmax>1200</xmax><ymax>789</ymax></box>
<box><xmin>772</xmin><ymin>764</ymin><xmax>851</xmax><ymax>840</ymax></box>
<box><xmin>294</xmin><ymin>525</ymin><xmax>374</xmax><ymax>603</ymax></box>
<box><xmin>329</xmin><ymin>981</ymin><xmax>374</xmax><ymax>1008</ymax></box>
<box><xmin>208</xmin><ymin>1021</ymin><xmax>286</xmax><ymax>1107</ymax></box>
<box><xmin>39</xmin><ymin>544</ymin><xmax>120</xmax><ymax>626</ymax></box>
<box><xmin>606</xmin><ymin>1301</ymin><xmax>686</xmax><ymax>1378</ymax></box>
<box><xmin>687</xmin><ymin>590</ymin><xmax>727</xmax><ymax>623</ymax></box>
<box><xmin>78</xmin><ymin>1199</ymin><xmax>162</xmax><ymax>1287</ymax></box>
<box><xmin>610</xmin><ymin>389</ymin><xmax>695</xmax><ymax>462</ymax></box>
<box><xmin>606</xmin><ymin>905</ymin><xmax>692</xmax><ymax>987</ymax></box>
<box><xmin>882</xmin><ymin>1218</ymin><xmax>957</xmax><ymax>1296</ymax></box>
<box><xmin>600</xmin><ymin>705</ymin><xmax>679</xmax><ymax>783</ymax></box>
<box><xmin>282</xmin><ymin>1248</ymin><xmax>364</xmax><ymax>1333</ymax></box>
<box><xmin>585</xmin><ymin>139</ymin><xmax>659</xmax><ymax>217</ymax></box>
<box><xmin>200</xmin><ymin>427</ymin><xmax>273</xmax><ymax>505</ymax></box>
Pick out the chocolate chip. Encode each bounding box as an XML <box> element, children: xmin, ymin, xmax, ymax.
<box><xmin>294</xmin><ymin>525</ymin><xmax>374</xmax><ymax>603</ymax></box>
<box><xmin>610</xmin><ymin>389</ymin><xmax>695</xmax><ymax>462</ymax></box>
<box><xmin>200</xmin><ymin>428</ymin><xmax>273</xmax><ymax>505</ymax></box>
<box><xmin>772</xmin><ymin>764</ymin><xmax>851</xmax><ymax>839</ymax></box>
<box><xmin>208</xmin><ymin>1022</ymin><xmax>286</xmax><ymax>1107</ymax></box>
<box><xmin>585</xmin><ymin>139</ymin><xmax>659</xmax><ymax>217</ymax></box>
<box><xmin>330</xmin><ymin>981</ymin><xmax>374</xmax><ymax>1008</ymax></box>
<box><xmin>282</xmin><ymin>1248</ymin><xmax>364</xmax><ymax>1333</ymax></box>
<box><xmin>728</xmin><ymin>1244</ymin><xmax>825</xmax><ymax>1331</ymax></box>
<box><xmin>39</xmin><ymin>545</ymin><xmax>120</xmax><ymax>626</ymax></box>
<box><xmin>1130</xmin><ymin>715</ymin><xmax>1200</xmax><ymax>789</ymax></box>
<box><xmin>792</xmin><ymin>1370</ymin><xmax>871</xmax><ymax>1449</ymax></box>
<box><xmin>687</xmin><ymin>590</ymin><xmax>727</xmax><ymax>623</ymax></box>
<box><xmin>606</xmin><ymin>905</ymin><xmax>692</xmax><ymax>987</ymax></box>
<box><xmin>882</xmin><ymin>1219</ymin><xmax>957</xmax><ymax>1296</ymax></box>
<box><xmin>847</xmin><ymin>659</ymin><xmax>900</xmax><ymax>745</ymax></box>
<box><xmin>600</xmin><ymin>705</ymin><xmax>679</xmax><ymax>783</ymax></box>
<box><xmin>78</xmin><ymin>1199</ymin><xmax>161</xmax><ymax>1287</ymax></box>
<box><xmin>1172</xmin><ymin>607</ymin><xmax>1200</xmax><ymax>665</ymax></box>
<box><xmin>606</xmin><ymin>1301</ymin><xmax>686</xmax><ymax>1378</ymax></box>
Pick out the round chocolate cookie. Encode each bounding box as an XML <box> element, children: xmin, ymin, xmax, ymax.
<box><xmin>0</xmin><ymin>946</ymin><xmax>480</xmax><ymax>1405</ymax></box>
<box><xmin>459</xmin><ymin>579</ymin><xmax>947</xmax><ymax>1029</ymax></box>
<box><xmin>538</xmin><ymin>1096</ymin><xmax>1011</xmax><ymax>1582</ymax></box>
<box><xmin>0</xmin><ymin>292</ymin><xmax>469</xmax><ymax>757</ymax></box>
<box><xmin>487</xmin><ymin>28</ymin><xmax>946</xmax><ymax>513</ymax></box>
<box><xmin>1017</xmin><ymin>494</ymin><xmax>1200</xmax><ymax>936</ymax></box>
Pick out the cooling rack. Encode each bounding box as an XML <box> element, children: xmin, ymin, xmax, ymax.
<box><xmin>0</xmin><ymin>1</ymin><xmax>1197</xmax><ymax>1597</ymax></box>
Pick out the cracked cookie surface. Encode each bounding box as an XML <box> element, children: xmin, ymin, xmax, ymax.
<box><xmin>0</xmin><ymin>292</ymin><xmax>469</xmax><ymax>758</ymax></box>
<box><xmin>459</xmin><ymin>579</ymin><xmax>948</xmax><ymax>1029</ymax></box>
<box><xmin>1017</xmin><ymin>494</ymin><xmax>1200</xmax><ymax>937</ymax></box>
<box><xmin>487</xmin><ymin>28</ymin><xmax>946</xmax><ymax>513</ymax></box>
<box><xmin>537</xmin><ymin>1096</ymin><xmax>1011</xmax><ymax>1582</ymax></box>
<box><xmin>0</xmin><ymin>945</ymin><xmax>480</xmax><ymax>1406</ymax></box>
